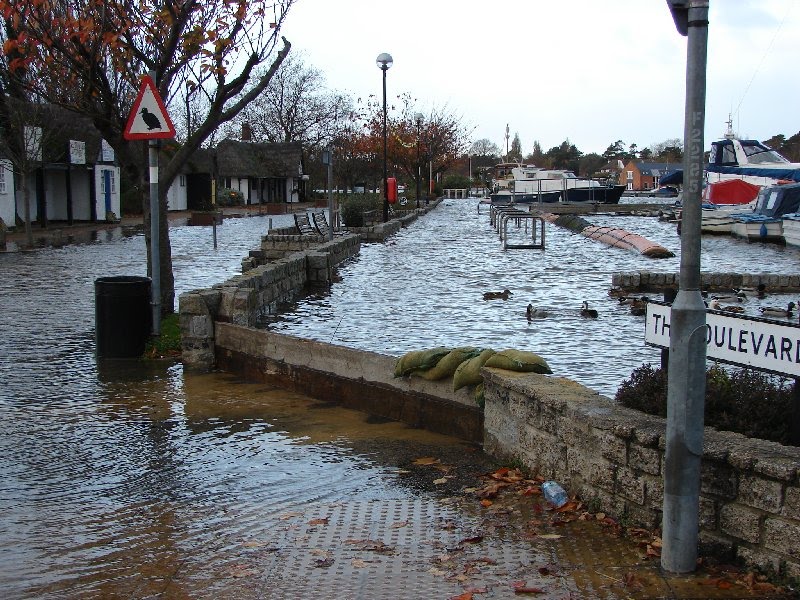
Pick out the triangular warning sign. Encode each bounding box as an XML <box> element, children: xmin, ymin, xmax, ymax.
<box><xmin>123</xmin><ymin>75</ymin><xmax>176</xmax><ymax>140</ymax></box>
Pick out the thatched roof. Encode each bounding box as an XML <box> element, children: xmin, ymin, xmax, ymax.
<box><xmin>1</xmin><ymin>99</ymin><xmax>106</xmax><ymax>165</ymax></box>
<box><xmin>215</xmin><ymin>139</ymin><xmax>303</xmax><ymax>178</ymax></box>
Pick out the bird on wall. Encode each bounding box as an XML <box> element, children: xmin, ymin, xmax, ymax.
<box><xmin>140</xmin><ymin>108</ymin><xmax>162</xmax><ymax>130</ymax></box>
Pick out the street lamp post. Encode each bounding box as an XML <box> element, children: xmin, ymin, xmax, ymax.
<box><xmin>376</xmin><ymin>52</ymin><xmax>393</xmax><ymax>223</ymax></box>
<box><xmin>415</xmin><ymin>112</ymin><xmax>423</xmax><ymax>208</ymax></box>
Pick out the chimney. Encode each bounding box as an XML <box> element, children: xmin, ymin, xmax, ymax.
<box><xmin>241</xmin><ymin>122</ymin><xmax>252</xmax><ymax>141</ymax></box>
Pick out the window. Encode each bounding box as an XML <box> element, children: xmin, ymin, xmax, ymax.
<box><xmin>0</xmin><ymin>167</ymin><xmax>5</xmax><ymax>194</ymax></box>
<box><xmin>180</xmin><ymin>174</ymin><xmax>186</xmax><ymax>187</ymax></box>
<box><xmin>626</xmin><ymin>171</ymin><xmax>633</xmax><ymax>180</ymax></box>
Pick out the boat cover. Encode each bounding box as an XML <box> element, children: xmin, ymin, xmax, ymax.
<box><xmin>705</xmin><ymin>179</ymin><xmax>760</xmax><ymax>205</ymax></box>
<box><xmin>754</xmin><ymin>183</ymin><xmax>800</xmax><ymax>217</ymax></box>
<box><xmin>658</xmin><ymin>170</ymin><xmax>683</xmax><ymax>185</ymax></box>
<box><xmin>706</xmin><ymin>165</ymin><xmax>800</xmax><ymax>182</ymax></box>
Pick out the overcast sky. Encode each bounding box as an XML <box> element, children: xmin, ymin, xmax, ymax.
<box><xmin>280</xmin><ymin>0</ymin><xmax>800</xmax><ymax>157</ymax></box>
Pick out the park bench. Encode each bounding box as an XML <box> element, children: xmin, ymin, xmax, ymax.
<box><xmin>293</xmin><ymin>212</ymin><xmax>316</xmax><ymax>235</ymax></box>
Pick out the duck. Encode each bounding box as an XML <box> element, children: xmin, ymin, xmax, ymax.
<box><xmin>760</xmin><ymin>301</ymin><xmax>795</xmax><ymax>318</ymax></box>
<box><xmin>708</xmin><ymin>299</ymin><xmax>744</xmax><ymax>313</ymax></box>
<box><xmin>580</xmin><ymin>301</ymin><xmax>598</xmax><ymax>318</ymax></box>
<box><xmin>484</xmin><ymin>289</ymin><xmax>512</xmax><ymax>301</ymax></box>
<box><xmin>711</xmin><ymin>289</ymin><xmax>746</xmax><ymax>303</ymax></box>
<box><xmin>629</xmin><ymin>296</ymin><xmax>650</xmax><ymax>316</ymax></box>
<box><xmin>526</xmin><ymin>304</ymin><xmax>548</xmax><ymax>319</ymax></box>
<box><xmin>740</xmin><ymin>283</ymin><xmax>767</xmax><ymax>299</ymax></box>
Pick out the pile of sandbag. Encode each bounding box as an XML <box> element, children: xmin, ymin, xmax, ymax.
<box><xmin>394</xmin><ymin>346</ymin><xmax>552</xmax><ymax>405</ymax></box>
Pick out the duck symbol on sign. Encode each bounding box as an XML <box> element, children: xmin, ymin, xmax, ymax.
<box><xmin>140</xmin><ymin>108</ymin><xmax>162</xmax><ymax>130</ymax></box>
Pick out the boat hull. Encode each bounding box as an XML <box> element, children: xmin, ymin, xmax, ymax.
<box><xmin>564</xmin><ymin>185</ymin><xmax>625</xmax><ymax>204</ymax></box>
<box><xmin>731</xmin><ymin>216</ymin><xmax>783</xmax><ymax>242</ymax></box>
<box><xmin>782</xmin><ymin>216</ymin><xmax>800</xmax><ymax>246</ymax></box>
<box><xmin>489</xmin><ymin>191</ymin><xmax>561</xmax><ymax>204</ymax></box>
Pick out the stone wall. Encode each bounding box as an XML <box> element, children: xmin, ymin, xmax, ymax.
<box><xmin>613</xmin><ymin>271</ymin><xmax>800</xmax><ymax>294</ymax></box>
<box><xmin>481</xmin><ymin>367</ymin><xmax>800</xmax><ymax>579</ymax></box>
<box><xmin>180</xmin><ymin>234</ymin><xmax>360</xmax><ymax>370</ymax></box>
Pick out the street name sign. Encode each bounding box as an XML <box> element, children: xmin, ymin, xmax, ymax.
<box><xmin>646</xmin><ymin>301</ymin><xmax>800</xmax><ymax>377</ymax></box>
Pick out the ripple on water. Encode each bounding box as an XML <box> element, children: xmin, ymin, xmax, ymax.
<box><xmin>264</xmin><ymin>198</ymin><xmax>800</xmax><ymax>397</ymax></box>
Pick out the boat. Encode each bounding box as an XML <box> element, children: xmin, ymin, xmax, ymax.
<box><xmin>730</xmin><ymin>213</ymin><xmax>783</xmax><ymax>242</ymax></box>
<box><xmin>706</xmin><ymin>120</ymin><xmax>800</xmax><ymax>188</ymax></box>
<box><xmin>699</xmin><ymin>179</ymin><xmax>760</xmax><ymax>234</ymax></box>
<box><xmin>489</xmin><ymin>162</ymin><xmax>625</xmax><ymax>205</ymax></box>
<box><xmin>782</xmin><ymin>213</ymin><xmax>800</xmax><ymax>247</ymax></box>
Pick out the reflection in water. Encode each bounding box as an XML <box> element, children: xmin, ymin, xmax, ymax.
<box><xmin>1</xmin><ymin>201</ymin><xmax>798</xmax><ymax>596</ymax></box>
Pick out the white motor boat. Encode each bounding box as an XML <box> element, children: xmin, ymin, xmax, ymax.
<box><xmin>489</xmin><ymin>162</ymin><xmax>625</xmax><ymax>205</ymax></box>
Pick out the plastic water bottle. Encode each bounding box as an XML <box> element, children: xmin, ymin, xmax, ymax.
<box><xmin>541</xmin><ymin>480</ymin><xmax>569</xmax><ymax>508</ymax></box>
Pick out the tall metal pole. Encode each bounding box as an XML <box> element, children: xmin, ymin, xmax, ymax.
<box><xmin>326</xmin><ymin>151</ymin><xmax>334</xmax><ymax>241</ymax></box>
<box><xmin>149</xmin><ymin>138</ymin><xmax>161</xmax><ymax>336</ymax></box>
<box><xmin>662</xmin><ymin>0</ymin><xmax>709</xmax><ymax>573</ymax></box>
<box><xmin>381</xmin><ymin>64</ymin><xmax>389</xmax><ymax>223</ymax></box>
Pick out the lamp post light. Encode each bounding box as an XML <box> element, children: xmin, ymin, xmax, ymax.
<box><xmin>376</xmin><ymin>52</ymin><xmax>393</xmax><ymax>223</ymax></box>
<box><xmin>415</xmin><ymin>112</ymin><xmax>423</xmax><ymax>208</ymax></box>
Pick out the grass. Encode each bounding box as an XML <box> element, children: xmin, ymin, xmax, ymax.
<box><xmin>143</xmin><ymin>313</ymin><xmax>181</xmax><ymax>359</ymax></box>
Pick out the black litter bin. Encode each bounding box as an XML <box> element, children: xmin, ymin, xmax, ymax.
<box><xmin>95</xmin><ymin>276</ymin><xmax>152</xmax><ymax>358</ymax></box>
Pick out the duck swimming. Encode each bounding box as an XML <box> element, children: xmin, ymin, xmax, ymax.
<box><xmin>580</xmin><ymin>301</ymin><xmax>598</xmax><ymax>318</ymax></box>
<box><xmin>711</xmin><ymin>289</ymin><xmax>746</xmax><ymax>303</ymax></box>
<box><xmin>526</xmin><ymin>304</ymin><xmax>548</xmax><ymax>319</ymax></box>
<box><xmin>760</xmin><ymin>301</ymin><xmax>795</xmax><ymax>318</ymax></box>
<box><xmin>629</xmin><ymin>297</ymin><xmax>650</xmax><ymax>316</ymax></box>
<box><xmin>708</xmin><ymin>299</ymin><xmax>744</xmax><ymax>313</ymax></box>
<box><xmin>484</xmin><ymin>289</ymin><xmax>512</xmax><ymax>300</ymax></box>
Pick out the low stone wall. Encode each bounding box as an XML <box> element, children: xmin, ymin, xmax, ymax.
<box><xmin>180</xmin><ymin>234</ymin><xmax>360</xmax><ymax>369</ymax></box>
<box><xmin>481</xmin><ymin>367</ymin><xmax>800</xmax><ymax>579</ymax></box>
<box><xmin>613</xmin><ymin>271</ymin><xmax>800</xmax><ymax>294</ymax></box>
<box><xmin>214</xmin><ymin>324</ymin><xmax>483</xmax><ymax>442</ymax></box>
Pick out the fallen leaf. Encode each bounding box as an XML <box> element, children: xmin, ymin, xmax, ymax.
<box><xmin>308</xmin><ymin>518</ymin><xmax>329</xmax><ymax>526</ymax></box>
<box><xmin>460</xmin><ymin>535</ymin><xmax>484</xmax><ymax>544</ymax></box>
<box><xmin>448</xmin><ymin>592</ymin><xmax>473</xmax><ymax>600</ymax></box>
<box><xmin>390</xmin><ymin>521</ymin><xmax>408</xmax><ymax>528</ymax></box>
<box><xmin>313</xmin><ymin>557</ymin><xmax>335</xmax><ymax>568</ymax></box>
<box><xmin>433</xmin><ymin>477</ymin><xmax>449</xmax><ymax>485</ymax></box>
<box><xmin>480</xmin><ymin>499</ymin><xmax>493</xmax><ymax>507</ymax></box>
<box><xmin>521</xmin><ymin>486</ymin><xmax>541</xmax><ymax>496</ymax></box>
<box><xmin>512</xmin><ymin>581</ymin><xmax>545</xmax><ymax>594</ymax></box>
<box><xmin>595</xmin><ymin>512</ymin><xmax>606</xmax><ymax>520</ymax></box>
<box><xmin>351</xmin><ymin>559</ymin><xmax>369</xmax><ymax>568</ymax></box>
<box><xmin>537</xmin><ymin>534</ymin><xmax>563</xmax><ymax>540</ymax></box>
<box><xmin>428</xmin><ymin>567</ymin><xmax>448</xmax><ymax>577</ymax></box>
<box><xmin>279</xmin><ymin>511</ymin><xmax>303</xmax><ymax>520</ymax></box>
<box><xmin>413</xmin><ymin>457</ymin><xmax>440</xmax><ymax>465</ymax></box>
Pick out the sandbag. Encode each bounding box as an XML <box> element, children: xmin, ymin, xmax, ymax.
<box><xmin>394</xmin><ymin>347</ymin><xmax>450</xmax><ymax>377</ymax></box>
<box><xmin>484</xmin><ymin>349</ymin><xmax>552</xmax><ymax>374</ymax></box>
<box><xmin>453</xmin><ymin>348</ymin><xmax>495</xmax><ymax>391</ymax></box>
<box><xmin>417</xmin><ymin>347</ymin><xmax>479</xmax><ymax>380</ymax></box>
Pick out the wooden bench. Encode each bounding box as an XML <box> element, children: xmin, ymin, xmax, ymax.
<box><xmin>312</xmin><ymin>212</ymin><xmax>331</xmax><ymax>237</ymax></box>
<box><xmin>293</xmin><ymin>212</ymin><xmax>316</xmax><ymax>235</ymax></box>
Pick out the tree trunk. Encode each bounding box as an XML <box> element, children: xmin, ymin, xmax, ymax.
<box><xmin>22</xmin><ymin>170</ymin><xmax>32</xmax><ymax>247</ymax></box>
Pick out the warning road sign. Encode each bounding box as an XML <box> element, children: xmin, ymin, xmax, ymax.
<box><xmin>123</xmin><ymin>75</ymin><xmax>176</xmax><ymax>140</ymax></box>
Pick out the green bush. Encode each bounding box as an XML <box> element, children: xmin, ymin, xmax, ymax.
<box><xmin>340</xmin><ymin>193</ymin><xmax>381</xmax><ymax>227</ymax></box>
<box><xmin>616</xmin><ymin>363</ymin><xmax>794</xmax><ymax>446</ymax></box>
<box><xmin>217</xmin><ymin>187</ymin><xmax>244</xmax><ymax>207</ymax></box>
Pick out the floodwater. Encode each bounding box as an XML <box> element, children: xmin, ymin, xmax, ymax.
<box><xmin>265</xmin><ymin>197</ymin><xmax>800</xmax><ymax>397</ymax></box>
<box><xmin>1</xmin><ymin>200</ymin><xmax>798</xmax><ymax>597</ymax></box>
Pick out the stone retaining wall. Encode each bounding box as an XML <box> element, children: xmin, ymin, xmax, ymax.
<box><xmin>180</xmin><ymin>234</ymin><xmax>360</xmax><ymax>369</ymax></box>
<box><xmin>481</xmin><ymin>367</ymin><xmax>800</xmax><ymax>579</ymax></box>
<box><xmin>613</xmin><ymin>271</ymin><xmax>800</xmax><ymax>294</ymax></box>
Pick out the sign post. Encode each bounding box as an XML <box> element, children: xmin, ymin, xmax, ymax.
<box><xmin>663</xmin><ymin>0</ymin><xmax>709</xmax><ymax>574</ymax></box>
<box><xmin>123</xmin><ymin>74</ymin><xmax>176</xmax><ymax>337</ymax></box>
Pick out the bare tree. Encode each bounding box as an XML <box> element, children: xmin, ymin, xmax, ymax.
<box><xmin>1</xmin><ymin>0</ymin><xmax>295</xmax><ymax>313</ymax></box>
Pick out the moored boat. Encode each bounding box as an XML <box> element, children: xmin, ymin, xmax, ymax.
<box><xmin>730</xmin><ymin>214</ymin><xmax>783</xmax><ymax>242</ymax></box>
<box><xmin>489</xmin><ymin>162</ymin><xmax>624</xmax><ymax>204</ymax></box>
<box><xmin>782</xmin><ymin>213</ymin><xmax>800</xmax><ymax>247</ymax></box>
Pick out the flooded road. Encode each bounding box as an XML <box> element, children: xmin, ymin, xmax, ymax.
<box><xmin>1</xmin><ymin>201</ymin><xmax>797</xmax><ymax>597</ymax></box>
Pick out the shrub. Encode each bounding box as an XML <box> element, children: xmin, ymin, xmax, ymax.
<box><xmin>616</xmin><ymin>363</ymin><xmax>794</xmax><ymax>446</ymax></box>
<box><xmin>340</xmin><ymin>193</ymin><xmax>381</xmax><ymax>227</ymax></box>
<box><xmin>216</xmin><ymin>187</ymin><xmax>244</xmax><ymax>207</ymax></box>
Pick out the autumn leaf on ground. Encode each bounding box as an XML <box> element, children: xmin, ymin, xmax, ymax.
<box><xmin>537</xmin><ymin>533</ymin><xmax>563</xmax><ymax>540</ymax></box>
<box><xmin>413</xmin><ymin>457</ymin><xmax>440</xmax><ymax>466</ymax></box>
<box><xmin>433</xmin><ymin>477</ymin><xmax>450</xmax><ymax>485</ymax></box>
<box><xmin>520</xmin><ymin>485</ymin><xmax>541</xmax><ymax>496</ymax></box>
<box><xmin>390</xmin><ymin>520</ymin><xmax>408</xmax><ymax>528</ymax></box>
<box><xmin>448</xmin><ymin>592</ymin><xmax>473</xmax><ymax>600</ymax></box>
<box><xmin>308</xmin><ymin>517</ymin><xmax>329</xmax><ymax>526</ymax></box>
<box><xmin>511</xmin><ymin>580</ymin><xmax>545</xmax><ymax>594</ymax></box>
<box><xmin>278</xmin><ymin>511</ymin><xmax>303</xmax><ymax>520</ymax></box>
<box><xmin>480</xmin><ymin>499</ymin><xmax>493</xmax><ymax>507</ymax></box>
<box><xmin>313</xmin><ymin>557</ymin><xmax>335</xmax><ymax>568</ymax></box>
